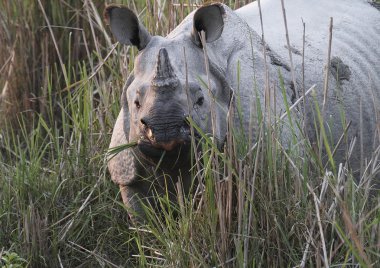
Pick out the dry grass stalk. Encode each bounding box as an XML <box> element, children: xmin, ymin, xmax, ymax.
<box><xmin>313</xmin><ymin>180</ymin><xmax>329</xmax><ymax>268</ymax></box>
<box><xmin>0</xmin><ymin>49</ymin><xmax>15</xmax><ymax>104</ymax></box>
<box><xmin>244</xmin><ymin>125</ymin><xmax>262</xmax><ymax>268</ymax></box>
<box><xmin>67</xmin><ymin>241</ymin><xmax>120</xmax><ymax>268</ymax></box>
<box><xmin>37</xmin><ymin>0</ymin><xmax>68</xmax><ymax>86</ymax></box>
<box><xmin>319</xmin><ymin>17</ymin><xmax>333</xmax><ymax>159</ymax></box>
<box><xmin>301</xmin><ymin>19</ymin><xmax>308</xmax><ymax>138</ymax></box>
<box><xmin>280</xmin><ymin>0</ymin><xmax>298</xmax><ymax>100</ymax></box>
<box><xmin>183</xmin><ymin>47</ymin><xmax>203</xmax><ymax>189</ymax></box>
<box><xmin>340</xmin><ymin>203</ymin><xmax>371</xmax><ymax>266</ymax></box>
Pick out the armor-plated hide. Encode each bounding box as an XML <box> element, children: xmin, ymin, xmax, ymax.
<box><xmin>106</xmin><ymin>0</ymin><xmax>380</xmax><ymax>221</ymax></box>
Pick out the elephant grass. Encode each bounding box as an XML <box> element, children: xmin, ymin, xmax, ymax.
<box><xmin>122</xmin><ymin>91</ymin><xmax>380</xmax><ymax>267</ymax></box>
<box><xmin>1</xmin><ymin>0</ymin><xmax>379</xmax><ymax>267</ymax></box>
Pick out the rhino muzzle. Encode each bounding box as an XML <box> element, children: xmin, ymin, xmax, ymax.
<box><xmin>139</xmin><ymin>115</ymin><xmax>191</xmax><ymax>151</ymax></box>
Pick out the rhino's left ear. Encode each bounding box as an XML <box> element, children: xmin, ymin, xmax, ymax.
<box><xmin>104</xmin><ymin>5</ymin><xmax>151</xmax><ymax>50</ymax></box>
<box><xmin>192</xmin><ymin>4</ymin><xmax>225</xmax><ymax>47</ymax></box>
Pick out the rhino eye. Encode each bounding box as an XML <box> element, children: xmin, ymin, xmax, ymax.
<box><xmin>134</xmin><ymin>100</ymin><xmax>141</xmax><ymax>109</ymax></box>
<box><xmin>196</xmin><ymin>96</ymin><xmax>204</xmax><ymax>106</ymax></box>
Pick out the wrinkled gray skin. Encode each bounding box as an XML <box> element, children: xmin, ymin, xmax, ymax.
<box><xmin>106</xmin><ymin>0</ymin><xmax>380</xmax><ymax>221</ymax></box>
<box><xmin>238</xmin><ymin>0</ymin><xmax>380</xmax><ymax>173</ymax></box>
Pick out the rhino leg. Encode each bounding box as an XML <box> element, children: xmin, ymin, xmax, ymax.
<box><xmin>119</xmin><ymin>184</ymin><xmax>150</xmax><ymax>223</ymax></box>
<box><xmin>119</xmin><ymin>176</ymin><xmax>184</xmax><ymax>223</ymax></box>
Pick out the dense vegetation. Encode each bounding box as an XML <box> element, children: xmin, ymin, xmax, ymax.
<box><xmin>0</xmin><ymin>0</ymin><xmax>379</xmax><ymax>267</ymax></box>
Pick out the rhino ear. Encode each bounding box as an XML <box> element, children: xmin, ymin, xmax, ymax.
<box><xmin>104</xmin><ymin>5</ymin><xmax>151</xmax><ymax>50</ymax></box>
<box><xmin>192</xmin><ymin>4</ymin><xmax>225</xmax><ymax>47</ymax></box>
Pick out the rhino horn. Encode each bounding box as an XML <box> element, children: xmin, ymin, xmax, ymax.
<box><xmin>151</xmin><ymin>48</ymin><xmax>179</xmax><ymax>88</ymax></box>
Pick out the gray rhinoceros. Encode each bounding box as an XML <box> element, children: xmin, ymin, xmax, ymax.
<box><xmin>105</xmin><ymin>0</ymin><xmax>380</xmax><ymax>220</ymax></box>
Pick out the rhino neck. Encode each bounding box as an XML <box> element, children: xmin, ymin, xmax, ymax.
<box><xmin>132</xmin><ymin>147</ymin><xmax>194</xmax><ymax>199</ymax></box>
<box><xmin>123</xmin><ymin>157</ymin><xmax>194</xmax><ymax>223</ymax></box>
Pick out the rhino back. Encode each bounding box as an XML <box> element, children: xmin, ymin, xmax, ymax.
<box><xmin>237</xmin><ymin>0</ymin><xmax>380</xmax><ymax>171</ymax></box>
<box><xmin>236</xmin><ymin>0</ymin><xmax>380</xmax><ymax>77</ymax></box>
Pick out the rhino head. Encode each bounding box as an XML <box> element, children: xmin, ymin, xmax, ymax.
<box><xmin>105</xmin><ymin>4</ymin><xmax>234</xmax><ymax>221</ymax></box>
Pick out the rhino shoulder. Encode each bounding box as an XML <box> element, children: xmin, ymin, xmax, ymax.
<box><xmin>108</xmin><ymin>109</ymin><xmax>135</xmax><ymax>186</ymax></box>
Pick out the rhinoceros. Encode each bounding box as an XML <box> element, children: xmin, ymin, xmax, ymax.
<box><xmin>105</xmin><ymin>0</ymin><xmax>380</xmax><ymax>220</ymax></box>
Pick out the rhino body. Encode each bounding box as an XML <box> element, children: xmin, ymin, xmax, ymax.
<box><xmin>106</xmin><ymin>0</ymin><xmax>380</xmax><ymax>220</ymax></box>
<box><xmin>237</xmin><ymin>0</ymin><xmax>380</xmax><ymax>168</ymax></box>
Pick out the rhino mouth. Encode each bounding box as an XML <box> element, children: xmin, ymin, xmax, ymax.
<box><xmin>138</xmin><ymin>137</ymin><xmax>188</xmax><ymax>151</ymax></box>
<box><xmin>137</xmin><ymin>139</ymin><xmax>188</xmax><ymax>158</ymax></box>
<box><xmin>139</xmin><ymin>125</ymin><xmax>190</xmax><ymax>148</ymax></box>
<box><xmin>137</xmin><ymin>124</ymin><xmax>200</xmax><ymax>158</ymax></box>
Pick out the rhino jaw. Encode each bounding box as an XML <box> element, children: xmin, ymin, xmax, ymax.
<box><xmin>152</xmin><ymin>140</ymin><xmax>185</xmax><ymax>151</ymax></box>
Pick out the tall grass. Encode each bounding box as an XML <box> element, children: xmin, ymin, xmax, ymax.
<box><xmin>0</xmin><ymin>0</ymin><xmax>379</xmax><ymax>267</ymax></box>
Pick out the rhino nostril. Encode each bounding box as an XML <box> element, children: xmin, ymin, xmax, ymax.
<box><xmin>196</xmin><ymin>96</ymin><xmax>204</xmax><ymax>106</ymax></box>
<box><xmin>140</xmin><ymin>118</ymin><xmax>147</xmax><ymax>126</ymax></box>
<box><xmin>134</xmin><ymin>100</ymin><xmax>141</xmax><ymax>109</ymax></box>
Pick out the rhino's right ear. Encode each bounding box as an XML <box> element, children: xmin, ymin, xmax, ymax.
<box><xmin>104</xmin><ymin>5</ymin><xmax>151</xmax><ymax>50</ymax></box>
<box><xmin>192</xmin><ymin>4</ymin><xmax>225</xmax><ymax>47</ymax></box>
